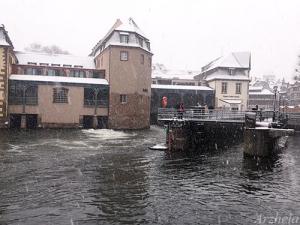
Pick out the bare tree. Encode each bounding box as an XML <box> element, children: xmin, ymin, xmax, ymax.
<box><xmin>25</xmin><ymin>43</ymin><xmax>70</xmax><ymax>55</ymax></box>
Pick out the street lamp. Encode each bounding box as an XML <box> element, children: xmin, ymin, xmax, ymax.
<box><xmin>272</xmin><ymin>86</ymin><xmax>278</xmax><ymax>122</ymax></box>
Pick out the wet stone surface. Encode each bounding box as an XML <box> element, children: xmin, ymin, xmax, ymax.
<box><xmin>0</xmin><ymin>127</ymin><xmax>300</xmax><ymax>225</ymax></box>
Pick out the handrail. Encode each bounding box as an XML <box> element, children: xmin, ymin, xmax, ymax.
<box><xmin>157</xmin><ymin>108</ymin><xmax>246</xmax><ymax>121</ymax></box>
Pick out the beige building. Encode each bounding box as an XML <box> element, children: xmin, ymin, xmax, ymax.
<box><xmin>195</xmin><ymin>52</ymin><xmax>251</xmax><ymax>110</ymax></box>
<box><xmin>0</xmin><ymin>18</ymin><xmax>153</xmax><ymax>130</ymax></box>
<box><xmin>90</xmin><ymin>18</ymin><xmax>153</xmax><ymax>129</ymax></box>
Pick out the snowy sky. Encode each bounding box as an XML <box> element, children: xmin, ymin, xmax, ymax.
<box><xmin>1</xmin><ymin>0</ymin><xmax>300</xmax><ymax>80</ymax></box>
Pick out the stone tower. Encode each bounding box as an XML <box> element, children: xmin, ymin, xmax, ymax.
<box><xmin>90</xmin><ymin>18</ymin><xmax>153</xmax><ymax>129</ymax></box>
<box><xmin>0</xmin><ymin>25</ymin><xmax>15</xmax><ymax>128</ymax></box>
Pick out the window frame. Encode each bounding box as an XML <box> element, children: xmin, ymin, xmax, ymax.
<box><xmin>236</xmin><ymin>82</ymin><xmax>242</xmax><ymax>94</ymax></box>
<box><xmin>120</xmin><ymin>34</ymin><xmax>129</xmax><ymax>44</ymax></box>
<box><xmin>120</xmin><ymin>94</ymin><xmax>127</xmax><ymax>104</ymax></box>
<box><xmin>221</xmin><ymin>82</ymin><xmax>228</xmax><ymax>94</ymax></box>
<box><xmin>53</xmin><ymin>87</ymin><xmax>69</xmax><ymax>103</ymax></box>
<box><xmin>120</xmin><ymin>51</ymin><xmax>128</xmax><ymax>61</ymax></box>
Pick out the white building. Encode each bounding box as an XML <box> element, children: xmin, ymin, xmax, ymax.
<box><xmin>195</xmin><ymin>52</ymin><xmax>251</xmax><ymax>110</ymax></box>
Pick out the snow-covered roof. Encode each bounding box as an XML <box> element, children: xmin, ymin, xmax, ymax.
<box><xmin>249</xmin><ymin>86</ymin><xmax>263</xmax><ymax>91</ymax></box>
<box><xmin>151</xmin><ymin>84</ymin><xmax>213</xmax><ymax>91</ymax></box>
<box><xmin>152</xmin><ymin>63</ymin><xmax>200</xmax><ymax>80</ymax></box>
<box><xmin>115</xmin><ymin>18</ymin><xmax>147</xmax><ymax>38</ymax></box>
<box><xmin>9</xmin><ymin>74</ymin><xmax>108</xmax><ymax>85</ymax></box>
<box><xmin>91</xmin><ymin>18</ymin><xmax>150</xmax><ymax>56</ymax></box>
<box><xmin>205</xmin><ymin>74</ymin><xmax>250</xmax><ymax>81</ymax></box>
<box><xmin>202</xmin><ymin>52</ymin><xmax>251</xmax><ymax>73</ymax></box>
<box><xmin>249</xmin><ymin>88</ymin><xmax>273</xmax><ymax>95</ymax></box>
<box><xmin>15</xmin><ymin>51</ymin><xmax>96</xmax><ymax>69</ymax></box>
<box><xmin>0</xmin><ymin>25</ymin><xmax>12</xmax><ymax>47</ymax></box>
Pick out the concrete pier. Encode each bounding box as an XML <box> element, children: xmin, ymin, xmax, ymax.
<box><xmin>244</xmin><ymin>127</ymin><xmax>294</xmax><ymax>157</ymax></box>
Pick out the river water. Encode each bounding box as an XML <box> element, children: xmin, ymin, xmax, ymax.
<box><xmin>0</xmin><ymin>126</ymin><xmax>299</xmax><ymax>225</ymax></box>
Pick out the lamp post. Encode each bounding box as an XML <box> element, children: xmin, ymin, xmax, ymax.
<box><xmin>272</xmin><ymin>86</ymin><xmax>278</xmax><ymax>122</ymax></box>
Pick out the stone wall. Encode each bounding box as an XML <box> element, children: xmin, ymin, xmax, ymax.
<box><xmin>0</xmin><ymin>47</ymin><xmax>7</xmax><ymax>127</ymax></box>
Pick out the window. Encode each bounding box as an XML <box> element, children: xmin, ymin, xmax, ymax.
<box><xmin>221</xmin><ymin>82</ymin><xmax>227</xmax><ymax>94</ymax></box>
<box><xmin>236</xmin><ymin>83</ymin><xmax>242</xmax><ymax>94</ymax></box>
<box><xmin>120</xmin><ymin>34</ymin><xmax>129</xmax><ymax>43</ymax></box>
<box><xmin>229</xmin><ymin>68</ymin><xmax>235</xmax><ymax>75</ymax></box>
<box><xmin>9</xmin><ymin>83</ymin><xmax>38</xmax><ymax>105</ymax></box>
<box><xmin>27</xmin><ymin>62</ymin><xmax>37</xmax><ymax>65</ymax></box>
<box><xmin>140</xmin><ymin>54</ymin><xmax>144</xmax><ymax>64</ymax></box>
<box><xmin>84</xmin><ymin>88</ymin><xmax>109</xmax><ymax>107</ymax></box>
<box><xmin>120</xmin><ymin>94</ymin><xmax>127</xmax><ymax>103</ymax></box>
<box><xmin>53</xmin><ymin>88</ymin><xmax>68</xmax><ymax>103</ymax></box>
<box><xmin>138</xmin><ymin>37</ymin><xmax>143</xmax><ymax>47</ymax></box>
<box><xmin>146</xmin><ymin>41</ymin><xmax>150</xmax><ymax>51</ymax></box>
<box><xmin>92</xmin><ymin>71</ymin><xmax>105</xmax><ymax>79</ymax></box>
<box><xmin>47</xmin><ymin>69</ymin><xmax>60</xmax><ymax>76</ymax></box>
<box><xmin>120</xmin><ymin>51</ymin><xmax>128</xmax><ymax>61</ymax></box>
<box><xmin>40</xmin><ymin>63</ymin><xmax>49</xmax><ymax>66</ymax></box>
<box><xmin>63</xmin><ymin>64</ymin><xmax>72</xmax><ymax>68</ymax></box>
<box><xmin>148</xmin><ymin>57</ymin><xmax>152</xmax><ymax>67</ymax></box>
<box><xmin>70</xmin><ymin>70</ymin><xmax>85</xmax><ymax>77</ymax></box>
<box><xmin>25</xmin><ymin>67</ymin><xmax>42</xmax><ymax>75</ymax></box>
<box><xmin>51</xmin><ymin>63</ymin><xmax>60</xmax><ymax>67</ymax></box>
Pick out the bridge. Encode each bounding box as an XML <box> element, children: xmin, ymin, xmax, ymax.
<box><xmin>157</xmin><ymin>107</ymin><xmax>294</xmax><ymax>156</ymax></box>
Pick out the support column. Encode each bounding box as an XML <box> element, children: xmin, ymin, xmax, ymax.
<box><xmin>20</xmin><ymin>114</ymin><xmax>26</xmax><ymax>129</ymax></box>
<box><xmin>92</xmin><ymin>115</ymin><xmax>98</xmax><ymax>129</ymax></box>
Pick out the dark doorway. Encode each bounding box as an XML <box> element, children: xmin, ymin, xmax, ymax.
<box><xmin>26</xmin><ymin>114</ymin><xmax>38</xmax><ymax>129</ymax></box>
<box><xmin>97</xmin><ymin>116</ymin><xmax>108</xmax><ymax>129</ymax></box>
<box><xmin>83</xmin><ymin>116</ymin><xmax>94</xmax><ymax>129</ymax></box>
<box><xmin>9</xmin><ymin>114</ymin><xmax>21</xmax><ymax>128</ymax></box>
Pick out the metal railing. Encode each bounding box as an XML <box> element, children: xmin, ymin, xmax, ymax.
<box><xmin>158</xmin><ymin>108</ymin><xmax>246</xmax><ymax>122</ymax></box>
<box><xmin>84</xmin><ymin>99</ymin><xmax>108</xmax><ymax>107</ymax></box>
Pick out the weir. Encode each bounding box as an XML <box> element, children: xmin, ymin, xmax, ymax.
<box><xmin>158</xmin><ymin>108</ymin><xmax>294</xmax><ymax>157</ymax></box>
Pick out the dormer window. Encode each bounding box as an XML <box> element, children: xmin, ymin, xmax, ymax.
<box><xmin>120</xmin><ymin>32</ymin><xmax>129</xmax><ymax>43</ymax></box>
<box><xmin>40</xmin><ymin>63</ymin><xmax>49</xmax><ymax>66</ymax></box>
<box><xmin>146</xmin><ymin>41</ymin><xmax>150</xmax><ymax>51</ymax></box>
<box><xmin>63</xmin><ymin>64</ymin><xmax>72</xmax><ymax>68</ymax></box>
<box><xmin>51</xmin><ymin>63</ymin><xmax>60</xmax><ymax>67</ymax></box>
<box><xmin>74</xmin><ymin>65</ymin><xmax>83</xmax><ymax>68</ymax></box>
<box><xmin>138</xmin><ymin>37</ymin><xmax>143</xmax><ymax>47</ymax></box>
<box><xmin>27</xmin><ymin>62</ymin><xmax>37</xmax><ymax>65</ymax></box>
<box><xmin>229</xmin><ymin>68</ymin><xmax>235</xmax><ymax>75</ymax></box>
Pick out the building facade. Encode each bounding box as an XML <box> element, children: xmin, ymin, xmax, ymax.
<box><xmin>195</xmin><ymin>52</ymin><xmax>251</xmax><ymax>110</ymax></box>
<box><xmin>0</xmin><ymin>18</ymin><xmax>153</xmax><ymax>130</ymax></box>
<box><xmin>90</xmin><ymin>18</ymin><xmax>153</xmax><ymax>129</ymax></box>
<box><xmin>248</xmin><ymin>86</ymin><xmax>274</xmax><ymax>110</ymax></box>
